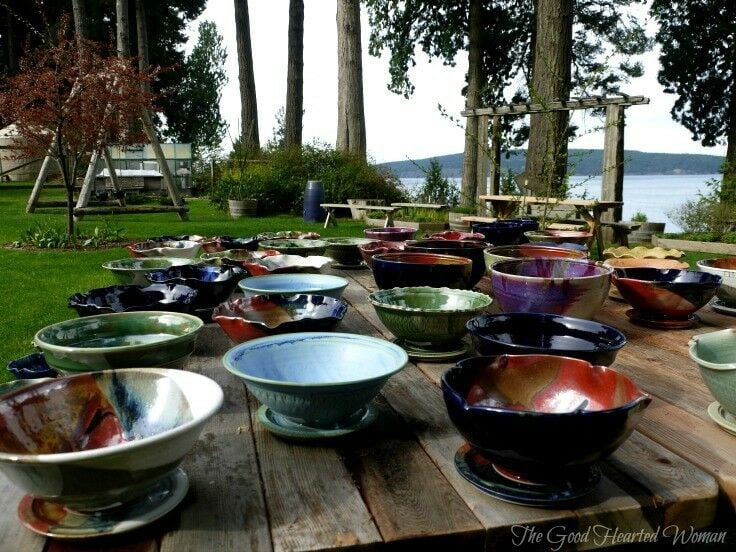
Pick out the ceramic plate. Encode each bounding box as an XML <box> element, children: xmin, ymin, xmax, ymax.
<box><xmin>625</xmin><ymin>309</ymin><xmax>699</xmax><ymax>329</ymax></box>
<box><xmin>711</xmin><ymin>299</ymin><xmax>736</xmax><ymax>317</ymax></box>
<box><xmin>707</xmin><ymin>402</ymin><xmax>736</xmax><ymax>437</ymax></box>
<box><xmin>393</xmin><ymin>338</ymin><xmax>470</xmax><ymax>362</ymax></box>
<box><xmin>18</xmin><ymin>469</ymin><xmax>189</xmax><ymax>539</ymax></box>
<box><xmin>257</xmin><ymin>404</ymin><xmax>378</xmax><ymax>440</ymax></box>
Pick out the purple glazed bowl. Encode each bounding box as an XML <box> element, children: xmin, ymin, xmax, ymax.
<box><xmin>364</xmin><ymin>227</ymin><xmax>417</xmax><ymax>242</ymax></box>
<box><xmin>371</xmin><ymin>252</ymin><xmax>473</xmax><ymax>290</ymax></box>
<box><xmin>490</xmin><ymin>259</ymin><xmax>612</xmax><ymax>319</ymax></box>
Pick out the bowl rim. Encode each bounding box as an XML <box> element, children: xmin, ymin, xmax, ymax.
<box><xmin>613</xmin><ymin>267</ymin><xmax>722</xmax><ymax>286</ymax></box>
<box><xmin>483</xmin><ymin>244</ymin><xmax>587</xmax><ymax>258</ymax></box>
<box><xmin>696</xmin><ymin>258</ymin><xmax>736</xmax><ymax>271</ymax></box>
<box><xmin>257</xmin><ymin>239</ymin><xmax>328</xmax><ymax>247</ymax></box>
<box><xmin>491</xmin><ymin>258</ymin><xmax>613</xmax><ymax>280</ymax></box>
<box><xmin>237</xmin><ymin>273</ymin><xmax>349</xmax><ymax>294</ymax></box>
<box><xmin>372</xmin><ymin>252</ymin><xmax>473</xmax><ymax>265</ymax></box>
<box><xmin>33</xmin><ymin>311</ymin><xmax>204</xmax><ymax>354</ymax></box>
<box><xmin>222</xmin><ymin>332</ymin><xmax>409</xmax><ymax>387</ymax></box>
<box><xmin>323</xmin><ymin>237</ymin><xmax>375</xmax><ymax>246</ymax></box>
<box><xmin>68</xmin><ymin>284</ymin><xmax>200</xmax><ymax>312</ymax></box>
<box><xmin>368</xmin><ymin>286</ymin><xmax>492</xmax><ymax>313</ymax></box>
<box><xmin>405</xmin><ymin>239</ymin><xmax>488</xmax><ymax>250</ymax></box>
<box><xmin>212</xmin><ymin>295</ymin><xmax>348</xmax><ymax>329</ymax></box>
<box><xmin>364</xmin><ymin>226</ymin><xmax>417</xmax><ymax>233</ymax></box>
<box><xmin>688</xmin><ymin>329</ymin><xmax>736</xmax><ymax>371</ymax></box>
<box><xmin>145</xmin><ymin>264</ymin><xmax>247</xmax><ymax>283</ymax></box>
<box><xmin>0</xmin><ymin>368</ymin><xmax>223</xmax><ymax>463</ymax></box>
<box><xmin>128</xmin><ymin>239</ymin><xmax>201</xmax><ymax>252</ymax></box>
<box><xmin>102</xmin><ymin>257</ymin><xmax>199</xmax><ymax>270</ymax></box>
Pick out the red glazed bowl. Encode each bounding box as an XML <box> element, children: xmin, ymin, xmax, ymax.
<box><xmin>358</xmin><ymin>240</ymin><xmax>406</xmax><ymax>268</ymax></box>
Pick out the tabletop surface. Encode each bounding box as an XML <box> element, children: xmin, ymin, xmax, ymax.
<box><xmin>478</xmin><ymin>195</ymin><xmax>623</xmax><ymax>209</ymax></box>
<box><xmin>2</xmin><ymin>269</ymin><xmax>735</xmax><ymax>551</ymax></box>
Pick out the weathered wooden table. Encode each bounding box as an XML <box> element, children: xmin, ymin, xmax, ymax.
<box><xmin>2</xmin><ymin>270</ymin><xmax>735</xmax><ymax>551</ymax></box>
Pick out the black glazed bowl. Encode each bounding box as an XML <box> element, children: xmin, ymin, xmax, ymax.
<box><xmin>68</xmin><ymin>284</ymin><xmax>200</xmax><ymax>317</ymax></box>
<box><xmin>6</xmin><ymin>353</ymin><xmax>58</xmax><ymax>379</ymax></box>
<box><xmin>471</xmin><ymin>221</ymin><xmax>524</xmax><ymax>246</ymax></box>
<box><xmin>404</xmin><ymin>239</ymin><xmax>488</xmax><ymax>288</ymax></box>
<box><xmin>441</xmin><ymin>355</ymin><xmax>650</xmax><ymax>477</ymax></box>
<box><xmin>145</xmin><ymin>265</ymin><xmax>247</xmax><ymax>309</ymax></box>
<box><xmin>371</xmin><ymin>252</ymin><xmax>473</xmax><ymax>290</ymax></box>
<box><xmin>466</xmin><ymin>313</ymin><xmax>627</xmax><ymax>366</ymax></box>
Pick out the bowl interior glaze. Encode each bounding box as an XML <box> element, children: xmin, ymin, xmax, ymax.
<box><xmin>373</xmin><ymin>252</ymin><xmax>472</xmax><ymax>267</ymax></box>
<box><xmin>238</xmin><ymin>273</ymin><xmax>348</xmax><ymax>296</ymax></box>
<box><xmin>369</xmin><ymin>286</ymin><xmax>491</xmax><ymax>312</ymax></box>
<box><xmin>700</xmin><ymin>258</ymin><xmax>736</xmax><ymax>270</ymax></box>
<box><xmin>493</xmin><ymin>258</ymin><xmax>611</xmax><ymax>279</ymax></box>
<box><xmin>213</xmin><ymin>295</ymin><xmax>347</xmax><ymax>330</ymax></box>
<box><xmin>364</xmin><ymin>227</ymin><xmax>417</xmax><ymax>241</ymax></box>
<box><xmin>146</xmin><ymin>264</ymin><xmax>246</xmax><ymax>284</ymax></box>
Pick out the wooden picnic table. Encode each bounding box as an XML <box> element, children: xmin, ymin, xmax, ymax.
<box><xmin>3</xmin><ymin>271</ymin><xmax>735</xmax><ymax>551</ymax></box>
<box><xmin>320</xmin><ymin>203</ymin><xmax>400</xmax><ymax>229</ymax></box>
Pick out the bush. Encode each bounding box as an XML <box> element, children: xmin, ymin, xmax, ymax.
<box><xmin>667</xmin><ymin>178</ymin><xmax>736</xmax><ymax>239</ymax></box>
<box><xmin>414</xmin><ymin>159</ymin><xmax>458</xmax><ymax>206</ymax></box>
<box><xmin>631</xmin><ymin>211</ymin><xmax>648</xmax><ymax>223</ymax></box>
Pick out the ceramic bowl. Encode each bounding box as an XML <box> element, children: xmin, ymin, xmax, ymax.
<box><xmin>467</xmin><ymin>313</ymin><xmax>627</xmax><ymax>366</ymax></box>
<box><xmin>238</xmin><ymin>273</ymin><xmax>349</xmax><ymax>299</ymax></box>
<box><xmin>613</xmin><ymin>268</ymin><xmax>721</xmax><ymax>319</ymax></box>
<box><xmin>7</xmin><ymin>352</ymin><xmax>58</xmax><ymax>379</ymax></box>
<box><xmin>507</xmin><ymin>218</ymin><xmax>540</xmax><ymax>239</ymax></box>
<box><xmin>371</xmin><ymin>252</ymin><xmax>473</xmax><ymax>290</ymax></box>
<box><xmin>145</xmin><ymin>234</ymin><xmax>206</xmax><ymax>243</ymax></box>
<box><xmin>426</xmin><ymin>230</ymin><xmax>486</xmax><ymax>241</ymax></box>
<box><xmin>471</xmin><ymin>221</ymin><xmax>524</xmax><ymax>246</ymax></box>
<box><xmin>200</xmin><ymin>249</ymin><xmax>264</xmax><ymax>266</ymax></box>
<box><xmin>223</xmin><ymin>333</ymin><xmax>408</xmax><ymax>426</ymax></box>
<box><xmin>33</xmin><ymin>311</ymin><xmax>204</xmax><ymax>374</ymax></box>
<box><xmin>257</xmin><ymin>239</ymin><xmax>327</xmax><ymax>256</ymax></box>
<box><xmin>534</xmin><ymin>241</ymin><xmax>589</xmax><ymax>254</ymax></box>
<box><xmin>364</xmin><ymin>227</ymin><xmax>417</xmax><ymax>242</ymax></box>
<box><xmin>358</xmin><ymin>240</ymin><xmax>406</xmax><ymax>268</ymax></box>
<box><xmin>603</xmin><ymin>245</ymin><xmax>684</xmax><ymax>260</ymax></box>
<box><xmin>257</xmin><ymin>231</ymin><xmax>321</xmax><ymax>240</ymax></box>
<box><xmin>127</xmin><ymin>240</ymin><xmax>201</xmax><ymax>259</ymax></box>
<box><xmin>368</xmin><ymin>287</ymin><xmax>492</xmax><ymax>346</ymax></box>
<box><xmin>483</xmin><ymin>244</ymin><xmax>587</xmax><ymax>275</ymax></box>
<box><xmin>525</xmin><ymin>230</ymin><xmax>593</xmax><ymax>245</ymax></box>
<box><xmin>212</xmin><ymin>295</ymin><xmax>348</xmax><ymax>342</ymax></box>
<box><xmin>491</xmin><ymin>259</ymin><xmax>612</xmax><ymax>319</ymax></box>
<box><xmin>200</xmin><ymin>236</ymin><xmax>259</xmax><ymax>253</ymax></box>
<box><xmin>441</xmin><ymin>355</ymin><xmax>650</xmax><ymax>477</ymax></box>
<box><xmin>697</xmin><ymin>258</ymin><xmax>736</xmax><ymax>305</ymax></box>
<box><xmin>405</xmin><ymin>240</ymin><xmax>488</xmax><ymax>288</ymax></box>
<box><xmin>145</xmin><ymin>265</ymin><xmax>247</xmax><ymax>309</ymax></box>
<box><xmin>68</xmin><ymin>284</ymin><xmax>200</xmax><ymax>317</ymax></box>
<box><xmin>323</xmin><ymin>237</ymin><xmax>374</xmax><ymax>266</ymax></box>
<box><xmin>102</xmin><ymin>257</ymin><xmax>200</xmax><ymax>286</ymax></box>
<box><xmin>689</xmin><ymin>329</ymin><xmax>736</xmax><ymax>415</ymax></box>
<box><xmin>0</xmin><ymin>368</ymin><xmax>222</xmax><ymax>510</ymax></box>
<box><xmin>241</xmin><ymin>254</ymin><xmax>333</xmax><ymax>276</ymax></box>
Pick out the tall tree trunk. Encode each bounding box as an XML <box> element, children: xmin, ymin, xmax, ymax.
<box><xmin>135</xmin><ymin>0</ymin><xmax>150</xmax><ymax>88</ymax></box>
<box><xmin>523</xmin><ymin>0</ymin><xmax>573</xmax><ymax>197</ymax></box>
<box><xmin>116</xmin><ymin>0</ymin><xmax>130</xmax><ymax>56</ymax></box>
<box><xmin>5</xmin><ymin>7</ymin><xmax>17</xmax><ymax>74</ymax></box>
<box><xmin>284</xmin><ymin>0</ymin><xmax>304</xmax><ymax>149</ymax></box>
<box><xmin>71</xmin><ymin>0</ymin><xmax>88</xmax><ymax>41</ymax></box>
<box><xmin>234</xmin><ymin>0</ymin><xmax>260</xmax><ymax>153</ymax></box>
<box><xmin>722</xmin><ymin>54</ymin><xmax>736</xmax><ymax>204</ymax></box>
<box><xmin>460</xmin><ymin>0</ymin><xmax>482</xmax><ymax>208</ymax></box>
<box><xmin>336</xmin><ymin>0</ymin><xmax>366</xmax><ymax>159</ymax></box>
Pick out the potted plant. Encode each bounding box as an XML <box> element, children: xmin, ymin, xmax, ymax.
<box><xmin>212</xmin><ymin>166</ymin><xmax>271</xmax><ymax>218</ymax></box>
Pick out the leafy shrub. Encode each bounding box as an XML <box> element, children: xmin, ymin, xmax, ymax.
<box><xmin>82</xmin><ymin>220</ymin><xmax>126</xmax><ymax>247</ymax></box>
<box><xmin>631</xmin><ymin>211</ymin><xmax>648</xmax><ymax>223</ymax></box>
<box><xmin>413</xmin><ymin>159</ymin><xmax>458</xmax><ymax>206</ymax></box>
<box><xmin>17</xmin><ymin>220</ymin><xmax>125</xmax><ymax>249</ymax></box>
<box><xmin>667</xmin><ymin>178</ymin><xmax>736</xmax><ymax>239</ymax></box>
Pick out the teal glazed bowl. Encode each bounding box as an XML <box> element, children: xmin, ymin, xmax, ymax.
<box><xmin>258</xmin><ymin>239</ymin><xmax>328</xmax><ymax>256</ymax></box>
<box><xmin>689</xmin><ymin>329</ymin><xmax>736</xmax><ymax>415</ymax></box>
<box><xmin>102</xmin><ymin>257</ymin><xmax>200</xmax><ymax>286</ymax></box>
<box><xmin>0</xmin><ymin>368</ymin><xmax>222</xmax><ymax>511</ymax></box>
<box><xmin>368</xmin><ymin>287</ymin><xmax>492</xmax><ymax>346</ymax></box>
<box><xmin>238</xmin><ymin>273</ymin><xmax>349</xmax><ymax>299</ymax></box>
<box><xmin>33</xmin><ymin>312</ymin><xmax>204</xmax><ymax>374</ymax></box>
<box><xmin>223</xmin><ymin>333</ymin><xmax>408</xmax><ymax>426</ymax></box>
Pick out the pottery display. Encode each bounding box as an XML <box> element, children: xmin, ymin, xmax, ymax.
<box><xmin>471</xmin><ymin>221</ymin><xmax>524</xmax><ymax>246</ymax></box>
<box><xmin>68</xmin><ymin>284</ymin><xmax>200</xmax><ymax>317</ymax></box>
<box><xmin>258</xmin><ymin>239</ymin><xmax>328</xmax><ymax>256</ymax></box>
<box><xmin>200</xmin><ymin>236</ymin><xmax>260</xmax><ymax>253</ymax></box>
<box><xmin>323</xmin><ymin>237</ymin><xmax>374</xmax><ymax>267</ymax></box>
<box><xmin>405</xmin><ymin>240</ymin><xmax>488</xmax><ymax>287</ymax></box>
<box><xmin>603</xmin><ymin>245</ymin><xmax>684</xmax><ymax>260</ymax></box>
<box><xmin>127</xmin><ymin>239</ymin><xmax>202</xmax><ymax>259</ymax></box>
<box><xmin>524</xmin><ymin>230</ymin><xmax>593</xmax><ymax>245</ymax></box>
<box><xmin>238</xmin><ymin>273</ymin><xmax>349</xmax><ymax>299</ymax></box>
<box><xmin>257</xmin><ymin>231</ymin><xmax>321</xmax><ymax>240</ymax></box>
<box><xmin>212</xmin><ymin>295</ymin><xmax>348</xmax><ymax>342</ymax></box>
<box><xmin>696</xmin><ymin>258</ymin><xmax>736</xmax><ymax>306</ymax></box>
<box><xmin>358</xmin><ymin>240</ymin><xmax>406</xmax><ymax>267</ymax></box>
<box><xmin>371</xmin><ymin>252</ymin><xmax>473</xmax><ymax>290</ymax></box>
<box><xmin>33</xmin><ymin>311</ymin><xmax>204</xmax><ymax>374</ymax></box>
<box><xmin>223</xmin><ymin>332</ymin><xmax>408</xmax><ymax>429</ymax></box>
<box><xmin>200</xmin><ymin>249</ymin><xmax>270</xmax><ymax>266</ymax></box>
<box><xmin>467</xmin><ymin>313</ymin><xmax>626</xmax><ymax>366</ymax></box>
<box><xmin>6</xmin><ymin>352</ymin><xmax>58</xmax><ymax>379</ymax></box>
<box><xmin>483</xmin><ymin>244</ymin><xmax>587</xmax><ymax>275</ymax></box>
<box><xmin>363</xmin><ymin>227</ymin><xmax>417</xmax><ymax>242</ymax></box>
<box><xmin>145</xmin><ymin>265</ymin><xmax>247</xmax><ymax>310</ymax></box>
<box><xmin>491</xmin><ymin>259</ymin><xmax>612</xmax><ymax>319</ymax></box>
<box><xmin>689</xmin><ymin>329</ymin><xmax>736</xmax><ymax>416</ymax></box>
<box><xmin>102</xmin><ymin>257</ymin><xmax>200</xmax><ymax>286</ymax></box>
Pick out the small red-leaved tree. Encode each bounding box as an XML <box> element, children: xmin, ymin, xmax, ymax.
<box><xmin>0</xmin><ymin>21</ymin><xmax>156</xmax><ymax>235</ymax></box>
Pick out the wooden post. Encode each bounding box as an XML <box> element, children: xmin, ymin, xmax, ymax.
<box><xmin>475</xmin><ymin>114</ymin><xmax>489</xmax><ymax>213</ymax></box>
<box><xmin>490</xmin><ymin>115</ymin><xmax>502</xmax><ymax>195</ymax></box>
<box><xmin>75</xmin><ymin>150</ymin><xmax>100</xmax><ymax>219</ymax></box>
<box><xmin>26</xmin><ymin>156</ymin><xmax>53</xmax><ymax>213</ymax></box>
<box><xmin>102</xmin><ymin>147</ymin><xmax>124</xmax><ymax>204</ymax></box>
<box><xmin>601</xmin><ymin>104</ymin><xmax>625</xmax><ymax>243</ymax></box>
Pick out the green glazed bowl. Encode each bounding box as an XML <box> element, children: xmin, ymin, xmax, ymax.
<box><xmin>258</xmin><ymin>239</ymin><xmax>328</xmax><ymax>256</ymax></box>
<box><xmin>102</xmin><ymin>257</ymin><xmax>200</xmax><ymax>286</ymax></box>
<box><xmin>689</xmin><ymin>329</ymin><xmax>736</xmax><ymax>415</ymax></box>
<box><xmin>368</xmin><ymin>286</ymin><xmax>492</xmax><ymax>346</ymax></box>
<box><xmin>323</xmin><ymin>237</ymin><xmax>374</xmax><ymax>266</ymax></box>
<box><xmin>33</xmin><ymin>311</ymin><xmax>204</xmax><ymax>374</ymax></box>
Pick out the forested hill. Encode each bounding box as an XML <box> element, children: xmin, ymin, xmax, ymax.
<box><xmin>379</xmin><ymin>150</ymin><xmax>725</xmax><ymax>178</ymax></box>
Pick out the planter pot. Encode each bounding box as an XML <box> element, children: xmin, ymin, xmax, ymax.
<box><xmin>653</xmin><ymin>235</ymin><xmax>736</xmax><ymax>255</ymax></box>
<box><xmin>229</xmin><ymin>199</ymin><xmax>257</xmax><ymax>218</ymax></box>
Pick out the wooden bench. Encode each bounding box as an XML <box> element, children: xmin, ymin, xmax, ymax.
<box><xmin>320</xmin><ymin>203</ymin><xmax>400</xmax><ymax>228</ymax></box>
<box><xmin>390</xmin><ymin>202</ymin><xmax>449</xmax><ymax>210</ymax></box>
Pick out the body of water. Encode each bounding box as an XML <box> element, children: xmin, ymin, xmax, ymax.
<box><xmin>401</xmin><ymin>174</ymin><xmax>721</xmax><ymax>233</ymax></box>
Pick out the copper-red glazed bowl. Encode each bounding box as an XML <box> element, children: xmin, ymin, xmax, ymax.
<box><xmin>371</xmin><ymin>252</ymin><xmax>473</xmax><ymax>290</ymax></box>
<box><xmin>364</xmin><ymin>227</ymin><xmax>417</xmax><ymax>242</ymax></box>
<box><xmin>358</xmin><ymin>240</ymin><xmax>406</xmax><ymax>268</ymax></box>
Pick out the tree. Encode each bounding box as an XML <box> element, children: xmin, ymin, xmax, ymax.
<box><xmin>460</xmin><ymin>0</ymin><xmax>482</xmax><ymax>207</ymax></box>
<box><xmin>336</xmin><ymin>0</ymin><xmax>366</xmax><ymax>159</ymax></box>
<box><xmin>166</xmin><ymin>21</ymin><xmax>227</xmax><ymax>160</ymax></box>
<box><xmin>651</xmin><ymin>0</ymin><xmax>736</xmax><ymax>201</ymax></box>
<box><xmin>284</xmin><ymin>0</ymin><xmax>304</xmax><ymax>149</ymax></box>
<box><xmin>234</xmin><ymin>0</ymin><xmax>260</xmax><ymax>152</ymax></box>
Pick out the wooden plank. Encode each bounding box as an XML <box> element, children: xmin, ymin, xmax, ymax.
<box><xmin>391</xmin><ymin>203</ymin><xmax>449</xmax><ymax>210</ymax></box>
<box><xmin>478</xmin><ymin>195</ymin><xmax>622</xmax><ymax>209</ymax></box>
<box><xmin>475</xmin><ymin>114</ymin><xmax>489</xmax><ymax>203</ymax></box>
<box><xmin>73</xmin><ymin>206</ymin><xmax>189</xmax><ymax>216</ymax></box>
<box><xmin>0</xmin><ymin>476</ymin><xmax>47</xmax><ymax>552</ymax></box>
<box><xmin>462</xmin><ymin>96</ymin><xmax>649</xmax><ymax>117</ymax></box>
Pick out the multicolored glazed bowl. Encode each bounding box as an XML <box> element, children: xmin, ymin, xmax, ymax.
<box><xmin>237</xmin><ymin>273</ymin><xmax>349</xmax><ymax>299</ymax></box>
<box><xmin>257</xmin><ymin>239</ymin><xmax>327</xmax><ymax>256</ymax></box>
<box><xmin>689</xmin><ymin>329</ymin><xmax>736</xmax><ymax>415</ymax></box>
<box><xmin>126</xmin><ymin>240</ymin><xmax>202</xmax><ymax>259</ymax></box>
<box><xmin>0</xmin><ymin>368</ymin><xmax>222</xmax><ymax>510</ymax></box>
<box><xmin>613</xmin><ymin>268</ymin><xmax>721</xmax><ymax>319</ymax></box>
<box><xmin>241</xmin><ymin>254</ymin><xmax>333</xmax><ymax>276</ymax></box>
<box><xmin>102</xmin><ymin>257</ymin><xmax>200</xmax><ymax>286</ymax></box>
<box><xmin>200</xmin><ymin>236</ymin><xmax>260</xmax><ymax>253</ymax></box>
<box><xmin>467</xmin><ymin>313</ymin><xmax>627</xmax><ymax>366</ymax></box>
<box><xmin>145</xmin><ymin>265</ymin><xmax>247</xmax><ymax>309</ymax></box>
<box><xmin>491</xmin><ymin>259</ymin><xmax>612</xmax><ymax>319</ymax></box>
<box><xmin>33</xmin><ymin>312</ymin><xmax>204</xmax><ymax>374</ymax></box>
<box><xmin>524</xmin><ymin>230</ymin><xmax>593</xmax><ymax>245</ymax></box>
<box><xmin>471</xmin><ymin>221</ymin><xmax>524</xmax><ymax>246</ymax></box>
<box><xmin>323</xmin><ymin>237</ymin><xmax>374</xmax><ymax>266</ymax></box>
<box><xmin>68</xmin><ymin>284</ymin><xmax>200</xmax><ymax>317</ymax></box>
<box><xmin>223</xmin><ymin>333</ymin><xmax>408</xmax><ymax>426</ymax></box>
<box><xmin>405</xmin><ymin>240</ymin><xmax>488</xmax><ymax>287</ymax></box>
<box><xmin>368</xmin><ymin>287</ymin><xmax>492</xmax><ymax>346</ymax></box>
<box><xmin>483</xmin><ymin>244</ymin><xmax>587</xmax><ymax>275</ymax></box>
<box><xmin>200</xmin><ymin>249</ymin><xmax>265</xmax><ymax>266</ymax></box>
<box><xmin>371</xmin><ymin>252</ymin><xmax>473</xmax><ymax>290</ymax></box>
<box><xmin>358</xmin><ymin>240</ymin><xmax>406</xmax><ymax>268</ymax></box>
<box><xmin>441</xmin><ymin>355</ymin><xmax>650</xmax><ymax>477</ymax></box>
<box><xmin>212</xmin><ymin>295</ymin><xmax>348</xmax><ymax>342</ymax></box>
<box><xmin>426</xmin><ymin>230</ymin><xmax>486</xmax><ymax>241</ymax></box>
<box><xmin>364</xmin><ymin>227</ymin><xmax>417</xmax><ymax>242</ymax></box>
<box><xmin>696</xmin><ymin>258</ymin><xmax>736</xmax><ymax>305</ymax></box>
<box><xmin>257</xmin><ymin>231</ymin><xmax>321</xmax><ymax>240</ymax></box>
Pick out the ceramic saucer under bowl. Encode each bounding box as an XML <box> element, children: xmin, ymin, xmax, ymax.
<box><xmin>18</xmin><ymin>468</ymin><xmax>189</xmax><ymax>539</ymax></box>
<box><xmin>257</xmin><ymin>404</ymin><xmax>378</xmax><ymax>441</ymax></box>
<box><xmin>625</xmin><ymin>309</ymin><xmax>699</xmax><ymax>329</ymax></box>
<box><xmin>454</xmin><ymin>444</ymin><xmax>601</xmax><ymax>507</ymax></box>
<box><xmin>707</xmin><ymin>402</ymin><xmax>736</xmax><ymax>436</ymax></box>
<box><xmin>392</xmin><ymin>338</ymin><xmax>470</xmax><ymax>362</ymax></box>
<box><xmin>711</xmin><ymin>299</ymin><xmax>736</xmax><ymax>317</ymax></box>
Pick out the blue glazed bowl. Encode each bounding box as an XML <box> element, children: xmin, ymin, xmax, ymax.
<box><xmin>441</xmin><ymin>355</ymin><xmax>650</xmax><ymax>478</ymax></box>
<box><xmin>237</xmin><ymin>273</ymin><xmax>349</xmax><ymax>299</ymax></box>
<box><xmin>68</xmin><ymin>284</ymin><xmax>200</xmax><ymax>317</ymax></box>
<box><xmin>467</xmin><ymin>313</ymin><xmax>627</xmax><ymax>366</ymax></box>
<box><xmin>404</xmin><ymin>240</ymin><xmax>488</xmax><ymax>288</ymax></box>
<box><xmin>223</xmin><ymin>333</ymin><xmax>408</xmax><ymax>426</ymax></box>
<box><xmin>145</xmin><ymin>265</ymin><xmax>247</xmax><ymax>309</ymax></box>
<box><xmin>371</xmin><ymin>252</ymin><xmax>473</xmax><ymax>290</ymax></box>
<box><xmin>471</xmin><ymin>221</ymin><xmax>524</xmax><ymax>246</ymax></box>
<box><xmin>507</xmin><ymin>218</ymin><xmax>539</xmax><ymax>242</ymax></box>
<box><xmin>7</xmin><ymin>352</ymin><xmax>58</xmax><ymax>379</ymax></box>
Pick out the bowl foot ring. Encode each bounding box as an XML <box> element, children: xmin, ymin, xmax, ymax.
<box><xmin>707</xmin><ymin>401</ymin><xmax>736</xmax><ymax>436</ymax></box>
<box><xmin>257</xmin><ymin>404</ymin><xmax>378</xmax><ymax>441</ymax></box>
<box><xmin>625</xmin><ymin>309</ymin><xmax>699</xmax><ymax>329</ymax></box>
<box><xmin>711</xmin><ymin>299</ymin><xmax>736</xmax><ymax>317</ymax></box>
<box><xmin>392</xmin><ymin>338</ymin><xmax>469</xmax><ymax>362</ymax></box>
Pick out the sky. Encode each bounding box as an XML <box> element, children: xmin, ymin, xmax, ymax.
<box><xmin>186</xmin><ymin>1</ymin><xmax>727</xmax><ymax>164</ymax></box>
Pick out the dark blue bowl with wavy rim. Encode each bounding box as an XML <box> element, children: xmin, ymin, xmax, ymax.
<box><xmin>466</xmin><ymin>313</ymin><xmax>626</xmax><ymax>366</ymax></box>
<box><xmin>145</xmin><ymin>265</ymin><xmax>247</xmax><ymax>309</ymax></box>
<box><xmin>68</xmin><ymin>284</ymin><xmax>200</xmax><ymax>317</ymax></box>
<box><xmin>7</xmin><ymin>353</ymin><xmax>58</xmax><ymax>379</ymax></box>
<box><xmin>471</xmin><ymin>221</ymin><xmax>524</xmax><ymax>246</ymax></box>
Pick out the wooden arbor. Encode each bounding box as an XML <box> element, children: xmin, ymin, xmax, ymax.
<box><xmin>461</xmin><ymin>95</ymin><xmax>649</xmax><ymax>224</ymax></box>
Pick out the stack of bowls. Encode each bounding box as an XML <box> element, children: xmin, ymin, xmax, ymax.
<box><xmin>483</xmin><ymin>244</ymin><xmax>587</xmax><ymax>276</ymax></box>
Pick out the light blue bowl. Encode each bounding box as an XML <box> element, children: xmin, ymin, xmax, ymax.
<box><xmin>223</xmin><ymin>332</ymin><xmax>408</xmax><ymax>425</ymax></box>
<box><xmin>237</xmin><ymin>273</ymin><xmax>349</xmax><ymax>299</ymax></box>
